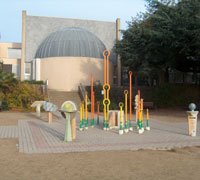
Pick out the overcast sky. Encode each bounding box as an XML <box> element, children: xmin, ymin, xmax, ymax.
<box><xmin>0</xmin><ymin>0</ymin><xmax>146</xmax><ymax>42</ymax></box>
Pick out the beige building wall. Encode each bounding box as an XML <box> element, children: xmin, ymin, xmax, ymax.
<box><xmin>0</xmin><ymin>43</ymin><xmax>21</xmax><ymax>76</ymax></box>
<box><xmin>0</xmin><ymin>43</ymin><xmax>21</xmax><ymax>58</ymax></box>
<box><xmin>40</xmin><ymin>57</ymin><xmax>113</xmax><ymax>91</ymax></box>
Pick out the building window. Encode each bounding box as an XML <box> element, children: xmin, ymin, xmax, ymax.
<box><xmin>7</xmin><ymin>48</ymin><xmax>21</xmax><ymax>59</ymax></box>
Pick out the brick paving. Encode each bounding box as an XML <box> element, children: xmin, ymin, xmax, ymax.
<box><xmin>0</xmin><ymin>112</ymin><xmax>200</xmax><ymax>154</ymax></box>
<box><xmin>0</xmin><ymin>126</ymin><xmax>18</xmax><ymax>138</ymax></box>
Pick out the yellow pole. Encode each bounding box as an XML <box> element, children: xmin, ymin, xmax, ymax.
<box><xmin>85</xmin><ymin>92</ymin><xmax>88</xmax><ymax>129</ymax></box>
<box><xmin>124</xmin><ymin>90</ymin><xmax>128</xmax><ymax>132</ymax></box>
<box><xmin>80</xmin><ymin>103</ymin><xmax>82</xmax><ymax>122</ymax></box>
<box><xmin>79</xmin><ymin>103</ymin><xmax>83</xmax><ymax>130</ymax></box>
<box><xmin>119</xmin><ymin>102</ymin><xmax>124</xmax><ymax>134</ymax></box>
<box><xmin>146</xmin><ymin>108</ymin><xmax>150</xmax><ymax>130</ymax></box>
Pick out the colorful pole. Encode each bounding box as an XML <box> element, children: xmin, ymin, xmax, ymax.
<box><xmin>119</xmin><ymin>102</ymin><xmax>124</xmax><ymax>135</ymax></box>
<box><xmin>79</xmin><ymin>102</ymin><xmax>83</xmax><ymax>131</ymax></box>
<box><xmin>129</xmin><ymin>71</ymin><xmax>133</xmax><ymax>131</ymax></box>
<box><xmin>146</xmin><ymin>109</ymin><xmax>150</xmax><ymax>130</ymax></box>
<box><xmin>103</xmin><ymin>98</ymin><xmax>110</xmax><ymax>130</ymax></box>
<box><xmin>137</xmin><ymin>90</ymin><xmax>140</xmax><ymax>128</ymax></box>
<box><xmin>135</xmin><ymin>94</ymin><xmax>138</xmax><ymax>126</ymax></box>
<box><xmin>97</xmin><ymin>101</ymin><xmax>100</xmax><ymax>126</ymax></box>
<box><xmin>90</xmin><ymin>76</ymin><xmax>95</xmax><ymax>127</ymax></box>
<box><xmin>103</xmin><ymin>84</ymin><xmax>110</xmax><ymax>130</ymax></box>
<box><xmin>138</xmin><ymin>98</ymin><xmax>144</xmax><ymax>134</ymax></box>
<box><xmin>85</xmin><ymin>92</ymin><xmax>88</xmax><ymax>130</ymax></box>
<box><xmin>124</xmin><ymin>90</ymin><xmax>129</xmax><ymax>133</ymax></box>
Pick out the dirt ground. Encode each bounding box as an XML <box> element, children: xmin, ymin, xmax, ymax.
<box><xmin>0</xmin><ymin>109</ymin><xmax>200</xmax><ymax>180</ymax></box>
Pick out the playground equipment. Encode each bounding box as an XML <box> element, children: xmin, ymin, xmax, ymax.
<box><xmin>119</xmin><ymin>102</ymin><xmax>124</xmax><ymax>135</ymax></box>
<box><xmin>146</xmin><ymin>109</ymin><xmax>150</xmax><ymax>130</ymax></box>
<box><xmin>79</xmin><ymin>102</ymin><xmax>84</xmax><ymax>131</ymax></box>
<box><xmin>97</xmin><ymin>101</ymin><xmax>100</xmax><ymax>126</ymax></box>
<box><xmin>90</xmin><ymin>76</ymin><xmax>95</xmax><ymax>127</ymax></box>
<box><xmin>103</xmin><ymin>94</ymin><xmax>110</xmax><ymax>130</ymax></box>
<box><xmin>124</xmin><ymin>90</ymin><xmax>129</xmax><ymax>133</ymax></box>
<box><xmin>135</xmin><ymin>90</ymin><xmax>147</xmax><ymax>134</ymax></box>
<box><xmin>129</xmin><ymin>71</ymin><xmax>133</xmax><ymax>131</ymax></box>
<box><xmin>43</xmin><ymin>101</ymin><xmax>58</xmax><ymax>123</ymax></box>
<box><xmin>85</xmin><ymin>92</ymin><xmax>89</xmax><ymax>129</ymax></box>
<box><xmin>102</xmin><ymin>50</ymin><xmax>111</xmax><ymax>130</ymax></box>
<box><xmin>60</xmin><ymin>101</ymin><xmax>77</xmax><ymax>142</ymax></box>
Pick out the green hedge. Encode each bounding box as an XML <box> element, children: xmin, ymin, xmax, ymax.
<box><xmin>0</xmin><ymin>82</ymin><xmax>46</xmax><ymax>111</ymax></box>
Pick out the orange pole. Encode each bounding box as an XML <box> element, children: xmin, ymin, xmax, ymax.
<box><xmin>129</xmin><ymin>71</ymin><xmax>132</xmax><ymax>121</ymax></box>
<box><xmin>138</xmin><ymin>89</ymin><xmax>140</xmax><ymax>111</ymax></box>
<box><xmin>103</xmin><ymin>50</ymin><xmax>107</xmax><ymax>84</ymax></box>
<box><xmin>107</xmin><ymin>53</ymin><xmax>109</xmax><ymax>84</ymax></box>
<box><xmin>92</xmin><ymin>91</ymin><xmax>95</xmax><ymax>119</ymax></box>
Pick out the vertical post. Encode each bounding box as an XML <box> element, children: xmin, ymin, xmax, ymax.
<box><xmin>106</xmin><ymin>52</ymin><xmax>109</xmax><ymax>84</ymax></box>
<box><xmin>21</xmin><ymin>10</ymin><xmax>26</xmax><ymax>81</ymax></box>
<box><xmin>91</xmin><ymin>76</ymin><xmax>95</xmax><ymax>127</ymax></box>
<box><xmin>97</xmin><ymin>101</ymin><xmax>100</xmax><ymax>126</ymax></box>
<box><xmin>146</xmin><ymin>109</ymin><xmax>150</xmax><ymax>130</ymax></box>
<box><xmin>124</xmin><ymin>90</ymin><xmax>128</xmax><ymax>133</ymax></box>
<box><xmin>119</xmin><ymin>102</ymin><xmax>124</xmax><ymax>135</ymax></box>
<box><xmin>103</xmin><ymin>52</ymin><xmax>107</xmax><ymax>84</ymax></box>
<box><xmin>116</xmin><ymin>18</ymin><xmax>121</xmax><ymax>86</ymax></box>
<box><xmin>64</xmin><ymin>113</ymin><xmax>72</xmax><ymax>142</ymax></box>
<box><xmin>85</xmin><ymin>92</ymin><xmax>88</xmax><ymax>129</ymax></box>
<box><xmin>129</xmin><ymin>71</ymin><xmax>133</xmax><ymax>131</ymax></box>
<box><xmin>71</xmin><ymin>114</ymin><xmax>76</xmax><ymax>140</ymax></box>
<box><xmin>138</xmin><ymin>98</ymin><xmax>144</xmax><ymax>134</ymax></box>
<box><xmin>48</xmin><ymin>111</ymin><xmax>52</xmax><ymax>124</ymax></box>
<box><xmin>79</xmin><ymin>103</ymin><xmax>83</xmax><ymax>131</ymax></box>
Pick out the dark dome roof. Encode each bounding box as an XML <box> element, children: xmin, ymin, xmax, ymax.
<box><xmin>35</xmin><ymin>27</ymin><xmax>106</xmax><ymax>59</ymax></box>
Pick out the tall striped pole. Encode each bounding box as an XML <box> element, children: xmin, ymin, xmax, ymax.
<box><xmin>102</xmin><ymin>50</ymin><xmax>111</xmax><ymax>131</ymax></box>
<box><xmin>138</xmin><ymin>98</ymin><xmax>144</xmax><ymax>134</ymax></box>
<box><xmin>85</xmin><ymin>92</ymin><xmax>88</xmax><ymax>130</ymax></box>
<box><xmin>90</xmin><ymin>76</ymin><xmax>95</xmax><ymax>127</ymax></box>
<box><xmin>124</xmin><ymin>90</ymin><xmax>129</xmax><ymax>133</ymax></box>
<box><xmin>146</xmin><ymin>109</ymin><xmax>150</xmax><ymax>130</ymax></box>
<box><xmin>119</xmin><ymin>102</ymin><xmax>124</xmax><ymax>135</ymax></box>
<box><xmin>79</xmin><ymin>102</ymin><xmax>83</xmax><ymax>131</ymax></box>
<box><xmin>129</xmin><ymin>71</ymin><xmax>133</xmax><ymax>131</ymax></box>
<box><xmin>97</xmin><ymin>101</ymin><xmax>100</xmax><ymax>126</ymax></box>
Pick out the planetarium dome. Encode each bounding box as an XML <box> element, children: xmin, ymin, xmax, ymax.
<box><xmin>35</xmin><ymin>27</ymin><xmax>106</xmax><ymax>59</ymax></box>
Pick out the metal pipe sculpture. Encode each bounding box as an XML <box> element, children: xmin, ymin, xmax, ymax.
<box><xmin>103</xmin><ymin>84</ymin><xmax>110</xmax><ymax>130</ymax></box>
<box><xmin>97</xmin><ymin>101</ymin><xmax>100</xmax><ymax>126</ymax></box>
<box><xmin>124</xmin><ymin>90</ymin><xmax>129</xmax><ymax>133</ymax></box>
<box><xmin>119</xmin><ymin>102</ymin><xmax>124</xmax><ymax>135</ymax></box>
<box><xmin>146</xmin><ymin>108</ymin><xmax>150</xmax><ymax>130</ymax></box>
<box><xmin>138</xmin><ymin>98</ymin><xmax>144</xmax><ymax>134</ymax></box>
<box><xmin>129</xmin><ymin>71</ymin><xmax>133</xmax><ymax>131</ymax></box>
<box><xmin>79</xmin><ymin>102</ymin><xmax>83</xmax><ymax>131</ymax></box>
<box><xmin>85</xmin><ymin>92</ymin><xmax>89</xmax><ymax>130</ymax></box>
<box><xmin>90</xmin><ymin>76</ymin><xmax>95</xmax><ymax>127</ymax></box>
<box><xmin>102</xmin><ymin>50</ymin><xmax>111</xmax><ymax>130</ymax></box>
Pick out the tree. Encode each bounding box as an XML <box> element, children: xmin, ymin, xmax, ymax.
<box><xmin>115</xmin><ymin>0</ymin><xmax>200</xmax><ymax>84</ymax></box>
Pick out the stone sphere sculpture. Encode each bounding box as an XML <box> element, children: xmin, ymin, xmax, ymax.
<box><xmin>188</xmin><ymin>103</ymin><xmax>196</xmax><ymax>111</ymax></box>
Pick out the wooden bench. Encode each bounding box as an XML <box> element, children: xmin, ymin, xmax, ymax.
<box><xmin>143</xmin><ymin>102</ymin><xmax>154</xmax><ymax>109</ymax></box>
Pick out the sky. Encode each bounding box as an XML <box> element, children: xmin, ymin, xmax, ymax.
<box><xmin>0</xmin><ymin>0</ymin><xmax>146</xmax><ymax>42</ymax></box>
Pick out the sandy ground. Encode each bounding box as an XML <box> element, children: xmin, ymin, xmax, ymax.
<box><xmin>0</xmin><ymin>109</ymin><xmax>200</xmax><ymax>180</ymax></box>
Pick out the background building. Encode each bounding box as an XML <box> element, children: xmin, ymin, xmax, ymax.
<box><xmin>0</xmin><ymin>42</ymin><xmax>21</xmax><ymax>77</ymax></box>
<box><xmin>20</xmin><ymin>11</ymin><xmax>121</xmax><ymax>91</ymax></box>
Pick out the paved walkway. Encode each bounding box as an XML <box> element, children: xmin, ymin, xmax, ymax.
<box><xmin>0</xmin><ymin>112</ymin><xmax>200</xmax><ymax>153</ymax></box>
